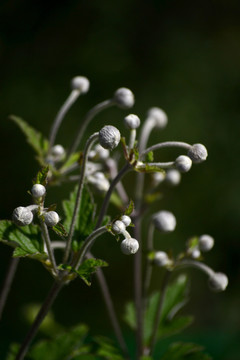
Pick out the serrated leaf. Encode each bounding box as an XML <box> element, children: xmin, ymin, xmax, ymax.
<box><xmin>124</xmin><ymin>199</ymin><xmax>134</xmax><ymax>216</ymax></box>
<box><xmin>10</xmin><ymin>115</ymin><xmax>49</xmax><ymax>164</ymax></box>
<box><xmin>29</xmin><ymin>324</ymin><xmax>90</xmax><ymax>360</ymax></box>
<box><xmin>76</xmin><ymin>258</ymin><xmax>108</xmax><ymax>286</ymax></box>
<box><xmin>33</xmin><ymin>166</ymin><xmax>49</xmax><ymax>186</ymax></box>
<box><xmin>161</xmin><ymin>342</ymin><xmax>212</xmax><ymax>360</ymax></box>
<box><xmin>62</xmin><ymin>185</ymin><xmax>96</xmax><ymax>247</ymax></box>
<box><xmin>94</xmin><ymin>336</ymin><xmax>124</xmax><ymax>360</ymax></box>
<box><xmin>0</xmin><ymin>220</ymin><xmax>47</xmax><ymax>260</ymax></box>
<box><xmin>52</xmin><ymin>223</ymin><xmax>68</xmax><ymax>238</ymax></box>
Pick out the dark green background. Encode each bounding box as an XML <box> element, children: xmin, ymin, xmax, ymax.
<box><xmin>0</xmin><ymin>0</ymin><xmax>239</xmax><ymax>359</ymax></box>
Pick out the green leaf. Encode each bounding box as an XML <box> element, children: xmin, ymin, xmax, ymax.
<box><xmin>124</xmin><ymin>199</ymin><xmax>134</xmax><ymax>216</ymax></box>
<box><xmin>161</xmin><ymin>342</ymin><xmax>212</xmax><ymax>360</ymax></box>
<box><xmin>6</xmin><ymin>343</ymin><xmax>20</xmax><ymax>360</ymax></box>
<box><xmin>123</xmin><ymin>301</ymin><xmax>136</xmax><ymax>330</ymax></box>
<box><xmin>33</xmin><ymin>166</ymin><xmax>49</xmax><ymax>186</ymax></box>
<box><xmin>60</xmin><ymin>152</ymin><xmax>81</xmax><ymax>173</ymax></box>
<box><xmin>62</xmin><ymin>185</ymin><xmax>96</xmax><ymax>249</ymax></box>
<box><xmin>94</xmin><ymin>336</ymin><xmax>124</xmax><ymax>360</ymax></box>
<box><xmin>10</xmin><ymin>115</ymin><xmax>49</xmax><ymax>164</ymax></box>
<box><xmin>29</xmin><ymin>324</ymin><xmax>90</xmax><ymax>360</ymax></box>
<box><xmin>76</xmin><ymin>258</ymin><xmax>108</xmax><ymax>286</ymax></box>
<box><xmin>52</xmin><ymin>223</ymin><xmax>68</xmax><ymax>238</ymax></box>
<box><xmin>145</xmin><ymin>151</ymin><xmax>154</xmax><ymax>162</ymax></box>
<box><xmin>0</xmin><ymin>220</ymin><xmax>47</xmax><ymax>260</ymax></box>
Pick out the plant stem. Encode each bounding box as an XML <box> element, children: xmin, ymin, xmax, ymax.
<box><xmin>106</xmin><ymin>158</ymin><xmax>129</xmax><ymax>205</ymax></box>
<box><xmin>15</xmin><ymin>280</ymin><xmax>63</xmax><ymax>360</ymax></box>
<box><xmin>40</xmin><ymin>220</ymin><xmax>58</xmax><ymax>276</ymax></box>
<box><xmin>175</xmin><ymin>259</ymin><xmax>215</xmax><ymax>277</ymax></box>
<box><xmin>95</xmin><ymin>162</ymin><xmax>132</xmax><ymax>229</ymax></box>
<box><xmin>143</xmin><ymin>222</ymin><xmax>155</xmax><ymax>301</ymax></box>
<box><xmin>67</xmin><ymin>99</ymin><xmax>113</xmax><ymax>157</ymax></box>
<box><xmin>0</xmin><ymin>257</ymin><xmax>19</xmax><ymax>321</ymax></box>
<box><xmin>86</xmin><ymin>253</ymin><xmax>130</xmax><ymax>359</ymax></box>
<box><xmin>63</xmin><ymin>132</ymin><xmax>99</xmax><ymax>263</ymax></box>
<box><xmin>128</xmin><ymin>129</ymin><xmax>136</xmax><ymax>150</ymax></box>
<box><xmin>140</xmin><ymin>141</ymin><xmax>191</xmax><ymax>158</ymax></box>
<box><xmin>148</xmin><ymin>270</ymin><xmax>171</xmax><ymax>355</ymax></box>
<box><xmin>49</xmin><ymin>89</ymin><xmax>80</xmax><ymax>150</ymax></box>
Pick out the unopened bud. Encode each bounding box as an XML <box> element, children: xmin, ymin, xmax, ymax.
<box><xmin>154</xmin><ymin>251</ymin><xmax>170</xmax><ymax>267</ymax></box>
<box><xmin>152</xmin><ymin>210</ymin><xmax>176</xmax><ymax>233</ymax></box>
<box><xmin>50</xmin><ymin>144</ymin><xmax>65</xmax><ymax>157</ymax></box>
<box><xmin>121</xmin><ymin>237</ymin><xmax>139</xmax><ymax>255</ymax></box>
<box><xmin>31</xmin><ymin>184</ymin><xmax>46</xmax><ymax>198</ymax></box>
<box><xmin>175</xmin><ymin>155</ymin><xmax>192</xmax><ymax>173</ymax></box>
<box><xmin>94</xmin><ymin>144</ymin><xmax>110</xmax><ymax>160</ymax></box>
<box><xmin>208</xmin><ymin>272</ymin><xmax>228</xmax><ymax>292</ymax></box>
<box><xmin>99</xmin><ymin>125</ymin><xmax>121</xmax><ymax>150</ymax></box>
<box><xmin>71</xmin><ymin>76</ymin><xmax>90</xmax><ymax>93</ymax></box>
<box><xmin>165</xmin><ymin>169</ymin><xmax>181</xmax><ymax>186</ymax></box>
<box><xmin>113</xmin><ymin>87</ymin><xmax>135</xmax><ymax>109</ymax></box>
<box><xmin>120</xmin><ymin>215</ymin><xmax>131</xmax><ymax>227</ymax></box>
<box><xmin>12</xmin><ymin>206</ymin><xmax>33</xmax><ymax>226</ymax></box>
<box><xmin>188</xmin><ymin>144</ymin><xmax>208</xmax><ymax>164</ymax></box>
<box><xmin>199</xmin><ymin>234</ymin><xmax>214</xmax><ymax>252</ymax></box>
<box><xmin>124</xmin><ymin>114</ymin><xmax>140</xmax><ymax>129</ymax></box>
<box><xmin>112</xmin><ymin>220</ymin><xmax>126</xmax><ymax>234</ymax></box>
<box><xmin>44</xmin><ymin>211</ymin><xmax>60</xmax><ymax>227</ymax></box>
<box><xmin>147</xmin><ymin>107</ymin><xmax>168</xmax><ymax>129</ymax></box>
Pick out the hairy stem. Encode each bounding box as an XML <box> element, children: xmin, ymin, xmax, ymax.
<box><xmin>15</xmin><ymin>281</ymin><xmax>63</xmax><ymax>360</ymax></box>
<box><xmin>63</xmin><ymin>132</ymin><xmax>99</xmax><ymax>263</ymax></box>
<box><xmin>140</xmin><ymin>141</ymin><xmax>191</xmax><ymax>158</ymax></box>
<box><xmin>0</xmin><ymin>257</ymin><xmax>19</xmax><ymax>321</ymax></box>
<box><xmin>40</xmin><ymin>220</ymin><xmax>58</xmax><ymax>276</ymax></box>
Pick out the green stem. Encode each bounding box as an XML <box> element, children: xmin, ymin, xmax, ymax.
<box><xmin>63</xmin><ymin>132</ymin><xmax>99</xmax><ymax>264</ymax></box>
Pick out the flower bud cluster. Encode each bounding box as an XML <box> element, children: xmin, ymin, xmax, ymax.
<box><xmin>187</xmin><ymin>234</ymin><xmax>214</xmax><ymax>259</ymax></box>
<box><xmin>112</xmin><ymin>216</ymin><xmax>139</xmax><ymax>255</ymax></box>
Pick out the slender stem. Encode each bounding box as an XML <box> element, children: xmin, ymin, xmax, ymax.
<box><xmin>0</xmin><ymin>257</ymin><xmax>19</xmax><ymax>321</ymax></box>
<box><xmin>128</xmin><ymin>129</ymin><xmax>136</xmax><ymax>150</ymax></box>
<box><xmin>95</xmin><ymin>162</ymin><xmax>132</xmax><ymax>229</ymax></box>
<box><xmin>138</xmin><ymin>118</ymin><xmax>155</xmax><ymax>153</ymax></box>
<box><xmin>106</xmin><ymin>158</ymin><xmax>129</xmax><ymax>205</ymax></box>
<box><xmin>133</xmin><ymin>217</ymin><xmax>143</xmax><ymax>358</ymax></box>
<box><xmin>40</xmin><ymin>220</ymin><xmax>58</xmax><ymax>276</ymax></box>
<box><xmin>67</xmin><ymin>99</ymin><xmax>113</xmax><ymax>157</ymax></box>
<box><xmin>49</xmin><ymin>90</ymin><xmax>80</xmax><ymax>150</ymax></box>
<box><xmin>51</xmin><ymin>241</ymin><xmax>66</xmax><ymax>250</ymax></box>
<box><xmin>148</xmin><ymin>270</ymin><xmax>171</xmax><ymax>355</ymax></box>
<box><xmin>140</xmin><ymin>141</ymin><xmax>191</xmax><ymax>158</ymax></box>
<box><xmin>73</xmin><ymin>227</ymin><xmax>107</xmax><ymax>269</ymax></box>
<box><xmin>15</xmin><ymin>281</ymin><xmax>63</xmax><ymax>360</ymax></box>
<box><xmin>175</xmin><ymin>259</ymin><xmax>215</xmax><ymax>277</ymax></box>
<box><xmin>136</xmin><ymin>161</ymin><xmax>174</xmax><ymax>170</ymax></box>
<box><xmin>143</xmin><ymin>223</ymin><xmax>155</xmax><ymax>300</ymax></box>
<box><xmin>86</xmin><ymin>253</ymin><xmax>130</xmax><ymax>359</ymax></box>
<box><xmin>63</xmin><ymin>132</ymin><xmax>99</xmax><ymax>263</ymax></box>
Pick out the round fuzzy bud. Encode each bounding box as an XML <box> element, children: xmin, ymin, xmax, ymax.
<box><xmin>31</xmin><ymin>184</ymin><xmax>46</xmax><ymax>198</ymax></box>
<box><xmin>113</xmin><ymin>87</ymin><xmax>135</xmax><ymax>109</ymax></box>
<box><xmin>71</xmin><ymin>76</ymin><xmax>90</xmax><ymax>93</ymax></box>
<box><xmin>112</xmin><ymin>220</ymin><xmax>126</xmax><ymax>234</ymax></box>
<box><xmin>188</xmin><ymin>144</ymin><xmax>208</xmax><ymax>164</ymax></box>
<box><xmin>175</xmin><ymin>155</ymin><xmax>192</xmax><ymax>173</ymax></box>
<box><xmin>154</xmin><ymin>251</ymin><xmax>169</xmax><ymax>267</ymax></box>
<box><xmin>153</xmin><ymin>210</ymin><xmax>176</xmax><ymax>233</ymax></box>
<box><xmin>165</xmin><ymin>169</ymin><xmax>181</xmax><ymax>186</ymax></box>
<box><xmin>208</xmin><ymin>272</ymin><xmax>228</xmax><ymax>292</ymax></box>
<box><xmin>94</xmin><ymin>144</ymin><xmax>110</xmax><ymax>160</ymax></box>
<box><xmin>99</xmin><ymin>125</ymin><xmax>121</xmax><ymax>150</ymax></box>
<box><xmin>199</xmin><ymin>234</ymin><xmax>214</xmax><ymax>252</ymax></box>
<box><xmin>147</xmin><ymin>107</ymin><xmax>168</xmax><ymax>129</ymax></box>
<box><xmin>124</xmin><ymin>114</ymin><xmax>140</xmax><ymax>129</ymax></box>
<box><xmin>191</xmin><ymin>248</ymin><xmax>201</xmax><ymax>259</ymax></box>
<box><xmin>120</xmin><ymin>215</ymin><xmax>131</xmax><ymax>227</ymax></box>
<box><xmin>152</xmin><ymin>172</ymin><xmax>165</xmax><ymax>186</ymax></box>
<box><xmin>121</xmin><ymin>238</ymin><xmax>139</xmax><ymax>255</ymax></box>
<box><xmin>44</xmin><ymin>211</ymin><xmax>60</xmax><ymax>227</ymax></box>
<box><xmin>12</xmin><ymin>206</ymin><xmax>33</xmax><ymax>226</ymax></box>
<box><xmin>50</xmin><ymin>144</ymin><xmax>65</xmax><ymax>157</ymax></box>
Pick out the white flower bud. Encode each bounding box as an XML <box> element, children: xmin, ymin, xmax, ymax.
<box><xmin>165</xmin><ymin>169</ymin><xmax>181</xmax><ymax>186</ymax></box>
<box><xmin>152</xmin><ymin>172</ymin><xmax>165</xmax><ymax>186</ymax></box>
<box><xmin>188</xmin><ymin>144</ymin><xmax>208</xmax><ymax>164</ymax></box>
<box><xmin>154</xmin><ymin>251</ymin><xmax>170</xmax><ymax>267</ymax></box>
<box><xmin>94</xmin><ymin>144</ymin><xmax>110</xmax><ymax>160</ymax></box>
<box><xmin>147</xmin><ymin>107</ymin><xmax>168</xmax><ymax>129</ymax></box>
<box><xmin>199</xmin><ymin>234</ymin><xmax>214</xmax><ymax>252</ymax></box>
<box><xmin>175</xmin><ymin>155</ymin><xmax>192</xmax><ymax>173</ymax></box>
<box><xmin>120</xmin><ymin>215</ymin><xmax>131</xmax><ymax>227</ymax></box>
<box><xmin>31</xmin><ymin>184</ymin><xmax>46</xmax><ymax>198</ymax></box>
<box><xmin>121</xmin><ymin>237</ymin><xmax>139</xmax><ymax>255</ymax></box>
<box><xmin>71</xmin><ymin>76</ymin><xmax>90</xmax><ymax>93</ymax></box>
<box><xmin>99</xmin><ymin>125</ymin><xmax>121</xmax><ymax>150</ymax></box>
<box><xmin>152</xmin><ymin>210</ymin><xmax>176</xmax><ymax>233</ymax></box>
<box><xmin>12</xmin><ymin>206</ymin><xmax>33</xmax><ymax>226</ymax></box>
<box><xmin>191</xmin><ymin>248</ymin><xmax>201</xmax><ymax>259</ymax></box>
<box><xmin>44</xmin><ymin>211</ymin><xmax>60</xmax><ymax>227</ymax></box>
<box><xmin>50</xmin><ymin>144</ymin><xmax>65</xmax><ymax>157</ymax></box>
<box><xmin>124</xmin><ymin>114</ymin><xmax>140</xmax><ymax>129</ymax></box>
<box><xmin>113</xmin><ymin>87</ymin><xmax>135</xmax><ymax>109</ymax></box>
<box><xmin>208</xmin><ymin>272</ymin><xmax>228</xmax><ymax>292</ymax></box>
<box><xmin>88</xmin><ymin>172</ymin><xmax>110</xmax><ymax>193</ymax></box>
<box><xmin>112</xmin><ymin>220</ymin><xmax>126</xmax><ymax>234</ymax></box>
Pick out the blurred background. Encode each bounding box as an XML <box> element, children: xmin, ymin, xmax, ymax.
<box><xmin>0</xmin><ymin>0</ymin><xmax>240</xmax><ymax>358</ymax></box>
